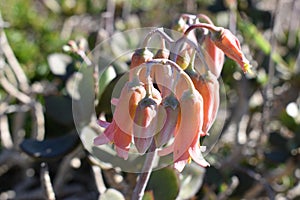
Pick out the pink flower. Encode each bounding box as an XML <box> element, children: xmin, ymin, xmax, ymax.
<box><xmin>154</xmin><ymin>95</ymin><xmax>180</xmax><ymax>147</ymax></box>
<box><xmin>158</xmin><ymin>89</ymin><xmax>210</xmax><ymax>172</ymax></box>
<box><xmin>133</xmin><ymin>87</ymin><xmax>165</xmax><ymax>154</ymax></box>
<box><xmin>94</xmin><ymin>81</ymin><xmax>146</xmax><ymax>159</ymax></box>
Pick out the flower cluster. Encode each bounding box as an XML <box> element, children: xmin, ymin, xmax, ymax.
<box><xmin>94</xmin><ymin>13</ymin><xmax>252</xmax><ymax>172</ymax></box>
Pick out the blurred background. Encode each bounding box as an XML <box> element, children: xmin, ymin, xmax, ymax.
<box><xmin>0</xmin><ymin>0</ymin><xmax>300</xmax><ymax>199</ymax></box>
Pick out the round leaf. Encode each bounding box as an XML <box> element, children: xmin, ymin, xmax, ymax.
<box><xmin>19</xmin><ymin>131</ymin><xmax>80</xmax><ymax>160</ymax></box>
<box><xmin>47</xmin><ymin>53</ymin><xmax>72</xmax><ymax>75</ymax></box>
<box><xmin>146</xmin><ymin>167</ymin><xmax>179</xmax><ymax>200</ymax></box>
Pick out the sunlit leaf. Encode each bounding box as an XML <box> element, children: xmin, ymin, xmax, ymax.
<box><xmin>72</xmin><ymin>66</ymin><xmax>95</xmax><ymax>129</ymax></box>
<box><xmin>99</xmin><ymin>188</ymin><xmax>125</xmax><ymax>200</ymax></box>
<box><xmin>47</xmin><ymin>53</ymin><xmax>72</xmax><ymax>76</ymax></box>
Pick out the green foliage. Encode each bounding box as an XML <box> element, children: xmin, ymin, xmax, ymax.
<box><xmin>146</xmin><ymin>167</ymin><xmax>180</xmax><ymax>200</ymax></box>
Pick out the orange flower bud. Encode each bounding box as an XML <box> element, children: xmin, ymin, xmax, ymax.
<box><xmin>130</xmin><ymin>48</ymin><xmax>153</xmax><ymax>69</ymax></box>
<box><xmin>130</xmin><ymin>48</ymin><xmax>153</xmax><ymax>81</ymax></box>
<box><xmin>212</xmin><ymin>28</ymin><xmax>251</xmax><ymax>73</ymax></box>
<box><xmin>175</xmin><ymin>50</ymin><xmax>191</xmax><ymax>70</ymax></box>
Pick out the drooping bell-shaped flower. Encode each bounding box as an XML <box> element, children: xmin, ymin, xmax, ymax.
<box><xmin>154</xmin><ymin>94</ymin><xmax>180</xmax><ymax>147</ymax></box>
<box><xmin>191</xmin><ymin>71</ymin><xmax>219</xmax><ymax>136</ymax></box>
<box><xmin>133</xmin><ymin>87</ymin><xmax>164</xmax><ymax>154</ymax></box>
<box><xmin>211</xmin><ymin>28</ymin><xmax>251</xmax><ymax>73</ymax></box>
<box><xmin>174</xmin><ymin>132</ymin><xmax>209</xmax><ymax>172</ymax></box>
<box><xmin>94</xmin><ymin>79</ymin><xmax>146</xmax><ymax>159</ymax></box>
<box><xmin>158</xmin><ymin>89</ymin><xmax>210</xmax><ymax>172</ymax></box>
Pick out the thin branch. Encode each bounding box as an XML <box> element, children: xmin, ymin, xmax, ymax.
<box><xmin>0</xmin><ymin>16</ymin><xmax>29</xmax><ymax>92</ymax></box>
<box><xmin>30</xmin><ymin>102</ymin><xmax>45</xmax><ymax>141</ymax></box>
<box><xmin>243</xmin><ymin>158</ymin><xmax>296</xmax><ymax>199</ymax></box>
<box><xmin>40</xmin><ymin>162</ymin><xmax>56</xmax><ymax>200</ymax></box>
<box><xmin>91</xmin><ymin>165</ymin><xmax>107</xmax><ymax>195</ymax></box>
<box><xmin>0</xmin><ymin>71</ymin><xmax>31</xmax><ymax>104</ymax></box>
<box><xmin>142</xmin><ymin>27</ymin><xmax>174</xmax><ymax>48</ymax></box>
<box><xmin>217</xmin><ymin>176</ymin><xmax>239</xmax><ymax>200</ymax></box>
<box><xmin>0</xmin><ymin>114</ymin><xmax>13</xmax><ymax>149</ymax></box>
<box><xmin>131</xmin><ymin>142</ymin><xmax>157</xmax><ymax>200</ymax></box>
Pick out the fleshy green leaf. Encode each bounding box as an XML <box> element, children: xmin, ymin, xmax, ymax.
<box><xmin>146</xmin><ymin>167</ymin><xmax>179</xmax><ymax>200</ymax></box>
<box><xmin>142</xmin><ymin>191</ymin><xmax>155</xmax><ymax>200</ymax></box>
<box><xmin>19</xmin><ymin>131</ymin><xmax>80</xmax><ymax>160</ymax></box>
<box><xmin>98</xmin><ymin>65</ymin><xmax>117</xmax><ymax>99</ymax></box>
<box><xmin>72</xmin><ymin>66</ymin><xmax>95</xmax><ymax>129</ymax></box>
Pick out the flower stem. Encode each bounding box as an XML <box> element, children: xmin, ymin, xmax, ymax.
<box><xmin>146</xmin><ymin>58</ymin><xmax>196</xmax><ymax>91</ymax></box>
<box><xmin>196</xmin><ymin>14</ymin><xmax>214</xmax><ymax>24</ymax></box>
<box><xmin>184</xmin><ymin>23</ymin><xmax>221</xmax><ymax>36</ymax></box>
<box><xmin>142</xmin><ymin>27</ymin><xmax>174</xmax><ymax>48</ymax></box>
<box><xmin>172</xmin><ymin>34</ymin><xmax>211</xmax><ymax>74</ymax></box>
<box><xmin>132</xmin><ymin>141</ymin><xmax>157</xmax><ymax>200</ymax></box>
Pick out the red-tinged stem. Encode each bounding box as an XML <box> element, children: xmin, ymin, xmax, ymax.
<box><xmin>172</xmin><ymin>35</ymin><xmax>210</xmax><ymax>73</ymax></box>
<box><xmin>180</xmin><ymin>13</ymin><xmax>196</xmax><ymax>20</ymax></box>
<box><xmin>196</xmin><ymin>14</ymin><xmax>214</xmax><ymax>25</ymax></box>
<box><xmin>184</xmin><ymin>23</ymin><xmax>221</xmax><ymax>36</ymax></box>
<box><xmin>132</xmin><ymin>141</ymin><xmax>157</xmax><ymax>200</ymax></box>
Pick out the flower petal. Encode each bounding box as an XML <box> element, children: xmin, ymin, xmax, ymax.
<box><xmin>174</xmin><ymin>159</ymin><xmax>189</xmax><ymax>172</ymax></box>
<box><xmin>134</xmin><ymin>136</ymin><xmax>153</xmax><ymax>154</ymax></box>
<box><xmin>111</xmin><ymin>98</ymin><xmax>119</xmax><ymax>106</ymax></box>
<box><xmin>94</xmin><ymin>121</ymin><xmax>116</xmax><ymax>145</ymax></box>
<box><xmin>173</xmin><ymin>89</ymin><xmax>203</xmax><ymax>163</ymax></box>
<box><xmin>116</xmin><ymin>146</ymin><xmax>129</xmax><ymax>160</ymax></box>
<box><xmin>157</xmin><ymin>143</ymin><xmax>174</xmax><ymax>156</ymax></box>
<box><xmin>188</xmin><ymin>142</ymin><xmax>210</xmax><ymax>167</ymax></box>
<box><xmin>93</xmin><ymin>134</ymin><xmax>111</xmax><ymax>145</ymax></box>
<box><xmin>174</xmin><ymin>150</ymin><xmax>190</xmax><ymax>172</ymax></box>
<box><xmin>113</xmin><ymin>127</ymin><xmax>132</xmax><ymax>159</ymax></box>
<box><xmin>97</xmin><ymin>119</ymin><xmax>111</xmax><ymax>128</ymax></box>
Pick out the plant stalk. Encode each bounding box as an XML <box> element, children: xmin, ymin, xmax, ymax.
<box><xmin>132</xmin><ymin>141</ymin><xmax>157</xmax><ymax>200</ymax></box>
